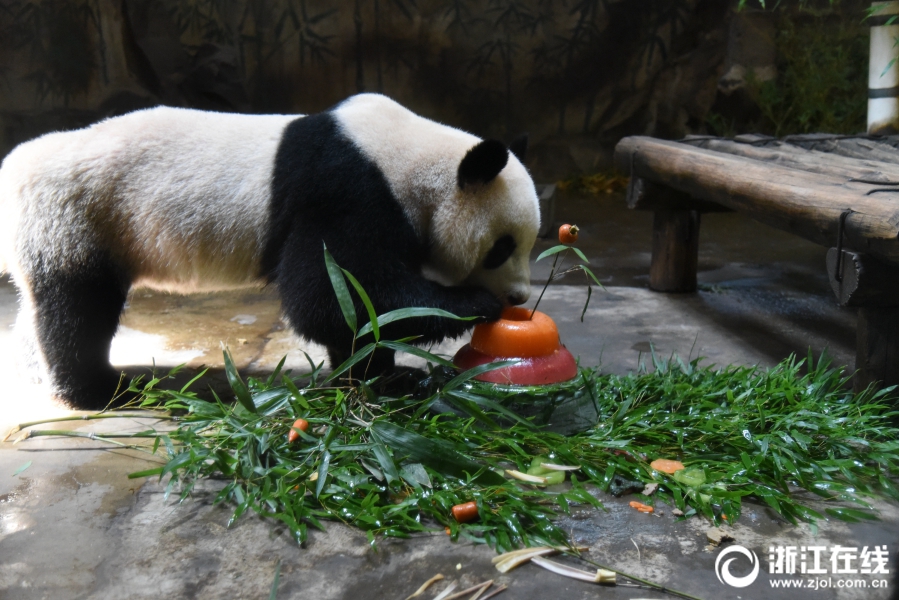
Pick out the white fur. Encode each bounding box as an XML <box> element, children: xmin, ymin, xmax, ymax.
<box><xmin>0</xmin><ymin>107</ymin><xmax>296</xmax><ymax>292</ymax></box>
<box><xmin>0</xmin><ymin>97</ymin><xmax>539</xmax><ymax>304</ymax></box>
<box><xmin>334</xmin><ymin>94</ymin><xmax>540</xmax><ymax>304</ymax></box>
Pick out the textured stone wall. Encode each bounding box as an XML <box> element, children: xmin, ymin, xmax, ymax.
<box><xmin>0</xmin><ymin>0</ymin><xmax>738</xmax><ymax>178</ymax></box>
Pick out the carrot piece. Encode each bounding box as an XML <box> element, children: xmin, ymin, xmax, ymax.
<box><xmin>650</xmin><ymin>458</ymin><xmax>685</xmax><ymax>474</ymax></box>
<box><xmin>287</xmin><ymin>418</ymin><xmax>309</xmax><ymax>443</ymax></box>
<box><xmin>451</xmin><ymin>501</ymin><xmax>479</xmax><ymax>523</ymax></box>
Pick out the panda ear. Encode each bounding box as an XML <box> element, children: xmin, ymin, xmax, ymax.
<box><xmin>458</xmin><ymin>139</ymin><xmax>508</xmax><ymax>189</ymax></box>
<box><xmin>509</xmin><ymin>133</ymin><xmax>528</xmax><ymax>163</ymax></box>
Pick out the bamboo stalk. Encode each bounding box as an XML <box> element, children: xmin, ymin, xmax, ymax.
<box><xmin>4</xmin><ymin>413</ymin><xmax>173</xmax><ymax>442</ymax></box>
<box><xmin>20</xmin><ymin>429</ymin><xmax>161</xmax><ymax>439</ymax></box>
<box><xmin>12</xmin><ymin>429</ymin><xmax>165</xmax><ymax>454</ymax></box>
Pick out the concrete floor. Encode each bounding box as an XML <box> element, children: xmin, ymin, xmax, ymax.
<box><xmin>0</xmin><ymin>190</ymin><xmax>895</xmax><ymax>600</ymax></box>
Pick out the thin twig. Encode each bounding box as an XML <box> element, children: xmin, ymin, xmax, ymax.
<box><xmin>442</xmin><ymin>580</ymin><xmax>492</xmax><ymax>600</ymax></box>
<box><xmin>530</xmin><ymin>249</ymin><xmax>567</xmax><ymax>318</ymax></box>
<box><xmin>403</xmin><ymin>573</ymin><xmax>444</xmax><ymax>600</ymax></box>
<box><xmin>574</xmin><ymin>555</ymin><xmax>704</xmax><ymax>600</ymax></box>
<box><xmin>478</xmin><ymin>585</ymin><xmax>507</xmax><ymax>600</ymax></box>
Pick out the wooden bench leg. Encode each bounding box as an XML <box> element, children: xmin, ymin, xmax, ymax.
<box><xmin>826</xmin><ymin>248</ymin><xmax>899</xmax><ymax>392</ymax></box>
<box><xmin>856</xmin><ymin>307</ymin><xmax>899</xmax><ymax>392</ymax></box>
<box><xmin>649</xmin><ymin>209</ymin><xmax>700</xmax><ymax>293</ymax></box>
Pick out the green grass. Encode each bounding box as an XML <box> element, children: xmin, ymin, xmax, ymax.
<box><xmin>119</xmin><ymin>348</ymin><xmax>899</xmax><ymax>552</ymax></box>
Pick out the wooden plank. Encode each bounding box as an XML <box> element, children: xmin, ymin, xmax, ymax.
<box><xmin>614</xmin><ymin>136</ymin><xmax>899</xmax><ymax>265</ymax></box>
<box><xmin>783</xmin><ymin>135</ymin><xmax>899</xmax><ymax>166</ymax></box>
<box><xmin>826</xmin><ymin>248</ymin><xmax>899</xmax><ymax>307</ymax></box>
<box><xmin>855</xmin><ymin>307</ymin><xmax>899</xmax><ymax>392</ymax></box>
<box><xmin>649</xmin><ymin>210</ymin><xmax>700</xmax><ymax>293</ymax></box>
<box><xmin>681</xmin><ymin>137</ymin><xmax>899</xmax><ymax>183</ymax></box>
<box><xmin>626</xmin><ymin>177</ymin><xmax>731</xmax><ymax>212</ymax></box>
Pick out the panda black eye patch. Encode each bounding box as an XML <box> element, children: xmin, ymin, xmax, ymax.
<box><xmin>483</xmin><ymin>235</ymin><xmax>517</xmax><ymax>269</ymax></box>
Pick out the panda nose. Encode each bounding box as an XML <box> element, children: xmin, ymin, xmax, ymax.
<box><xmin>505</xmin><ymin>292</ymin><xmax>527</xmax><ymax>306</ymax></box>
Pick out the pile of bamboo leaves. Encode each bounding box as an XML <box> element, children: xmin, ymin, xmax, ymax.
<box><xmin>114</xmin><ymin>347</ymin><xmax>899</xmax><ymax>551</ymax></box>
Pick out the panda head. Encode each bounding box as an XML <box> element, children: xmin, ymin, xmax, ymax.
<box><xmin>427</xmin><ymin>136</ymin><xmax>539</xmax><ymax>306</ymax></box>
<box><xmin>330</xmin><ymin>94</ymin><xmax>539</xmax><ymax>306</ymax></box>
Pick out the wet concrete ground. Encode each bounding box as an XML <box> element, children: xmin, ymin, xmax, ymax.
<box><xmin>0</xmin><ymin>190</ymin><xmax>893</xmax><ymax>600</ymax></box>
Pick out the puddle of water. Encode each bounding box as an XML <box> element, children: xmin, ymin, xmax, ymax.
<box><xmin>110</xmin><ymin>326</ymin><xmax>205</xmax><ymax>366</ymax></box>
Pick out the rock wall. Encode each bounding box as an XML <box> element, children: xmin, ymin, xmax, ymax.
<box><xmin>0</xmin><ymin>0</ymin><xmax>807</xmax><ymax>179</ymax></box>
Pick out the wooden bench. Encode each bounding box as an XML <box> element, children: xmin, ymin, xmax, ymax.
<box><xmin>614</xmin><ymin>134</ymin><xmax>899</xmax><ymax>391</ymax></box>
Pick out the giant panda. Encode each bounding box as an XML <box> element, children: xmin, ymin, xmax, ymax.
<box><xmin>0</xmin><ymin>94</ymin><xmax>539</xmax><ymax>409</ymax></box>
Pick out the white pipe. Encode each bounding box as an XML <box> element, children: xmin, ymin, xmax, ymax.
<box><xmin>869</xmin><ymin>1</ymin><xmax>899</xmax><ymax>133</ymax></box>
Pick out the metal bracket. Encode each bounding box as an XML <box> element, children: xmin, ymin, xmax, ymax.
<box><xmin>834</xmin><ymin>209</ymin><xmax>855</xmax><ymax>283</ymax></box>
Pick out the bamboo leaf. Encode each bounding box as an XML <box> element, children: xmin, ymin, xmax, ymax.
<box><xmin>535</xmin><ymin>245</ymin><xmax>569</xmax><ymax>262</ymax></box>
<box><xmin>371</xmin><ymin>421</ymin><xmax>505</xmax><ymax>485</ymax></box>
<box><xmin>376</xmin><ymin>340</ymin><xmax>457</xmax><ymax>368</ymax></box>
<box><xmin>356</xmin><ymin>307</ymin><xmax>476</xmax><ymax>338</ymax></box>
<box><xmin>324</xmin><ymin>343</ymin><xmax>376</xmax><ymax>383</ymax></box>
<box><xmin>445</xmin><ymin>390</ymin><xmax>536</xmax><ymax>429</ymax></box>
<box><xmin>266</xmin><ymin>356</ymin><xmax>287</xmax><ymax>388</ymax></box>
<box><xmin>442</xmin><ymin>360</ymin><xmax>520</xmax><ymax>391</ymax></box>
<box><xmin>578</xmin><ymin>265</ymin><xmax>604</xmax><ymax>288</ymax></box>
<box><xmin>323</xmin><ymin>244</ymin><xmax>356</xmax><ymax>333</ymax></box>
<box><xmin>180</xmin><ymin>368</ymin><xmax>209</xmax><ymax>393</ymax></box>
<box><xmin>224</xmin><ymin>350</ymin><xmax>256</xmax><ymax>414</ymax></box>
<box><xmin>12</xmin><ymin>461</ymin><xmax>31</xmax><ymax>477</ymax></box>
<box><xmin>342</xmin><ymin>269</ymin><xmax>379</xmax><ymax>342</ymax></box>
<box><xmin>569</xmin><ymin>246</ymin><xmax>589</xmax><ymax>263</ymax></box>
<box><xmin>370</xmin><ymin>442</ymin><xmax>399</xmax><ymax>484</ymax></box>
<box><xmin>315</xmin><ymin>450</ymin><xmax>331</xmax><ymax>498</ymax></box>
<box><xmin>269</xmin><ymin>560</ymin><xmax>281</xmax><ymax>600</ymax></box>
<box><xmin>283</xmin><ymin>377</ymin><xmax>310</xmax><ymax>410</ymax></box>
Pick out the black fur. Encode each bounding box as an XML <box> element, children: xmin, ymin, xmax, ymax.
<box><xmin>265</xmin><ymin>112</ymin><xmax>502</xmax><ymax>374</ymax></box>
<box><xmin>457</xmin><ymin>139</ymin><xmax>509</xmax><ymax>189</ymax></box>
<box><xmin>31</xmin><ymin>254</ymin><xmax>130</xmax><ymax>409</ymax></box>
<box><xmin>483</xmin><ymin>235</ymin><xmax>516</xmax><ymax>270</ymax></box>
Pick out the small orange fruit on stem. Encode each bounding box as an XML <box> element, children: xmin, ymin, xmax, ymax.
<box><xmin>451</xmin><ymin>501</ymin><xmax>479</xmax><ymax>523</ymax></box>
<box><xmin>287</xmin><ymin>418</ymin><xmax>310</xmax><ymax>443</ymax></box>
<box><xmin>559</xmin><ymin>224</ymin><xmax>579</xmax><ymax>244</ymax></box>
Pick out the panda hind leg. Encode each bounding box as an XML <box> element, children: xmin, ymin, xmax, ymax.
<box><xmin>28</xmin><ymin>260</ymin><xmax>131</xmax><ymax>410</ymax></box>
<box><xmin>326</xmin><ymin>345</ymin><xmax>396</xmax><ymax>380</ymax></box>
